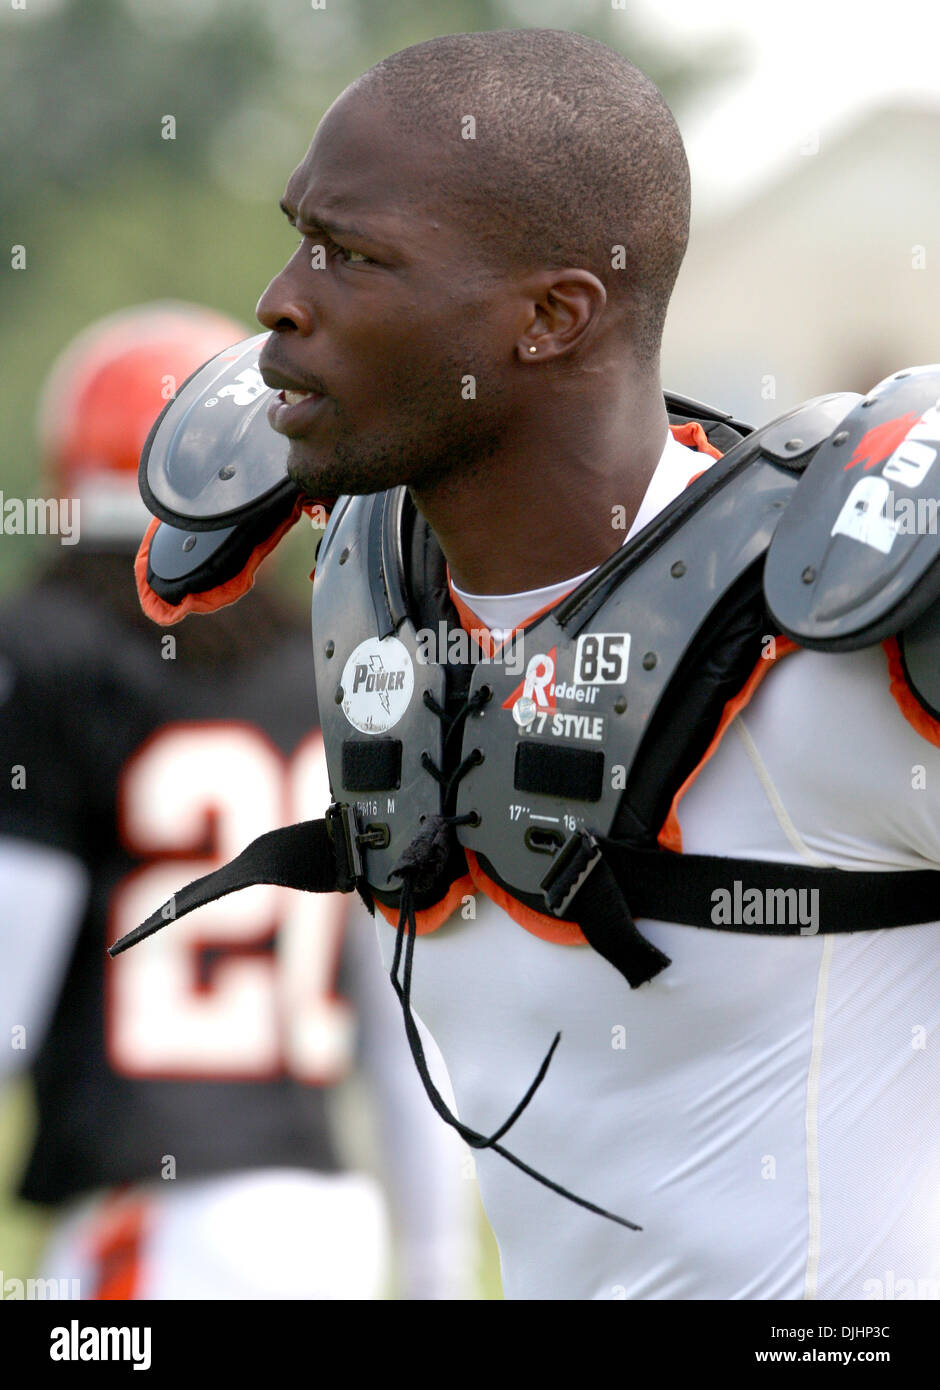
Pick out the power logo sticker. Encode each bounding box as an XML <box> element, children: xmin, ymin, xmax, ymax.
<box><xmin>341</xmin><ymin>636</ymin><xmax>415</xmax><ymax>734</ymax></box>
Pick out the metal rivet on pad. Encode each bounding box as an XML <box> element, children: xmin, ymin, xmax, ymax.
<box><xmin>670</xmin><ymin>561</ymin><xmax>686</xmax><ymax>578</ymax></box>
<box><xmin>182</xmin><ymin>535</ymin><xmax>197</xmax><ymax>552</ymax></box>
<box><xmin>802</xmin><ymin>566</ymin><xmax>816</xmax><ymax>584</ymax></box>
<box><xmin>218</xmin><ymin>465</ymin><xmax>236</xmax><ymax>480</ymax></box>
<box><xmin>614</xmin><ymin>696</ymin><xmax>627</xmax><ymax>714</ymax></box>
<box><xmin>325</xmin><ymin>640</ymin><xmax>335</xmax><ymax>658</ymax></box>
<box><xmin>334</xmin><ymin>685</ymin><xmax>344</xmax><ymax>704</ymax></box>
<box><xmin>642</xmin><ymin>652</ymin><xmax>657</xmax><ymax>670</ymax></box>
<box><xmin>513</xmin><ymin>697</ymin><xmax>536</xmax><ymax>727</ymax></box>
<box><xmin>339</xmin><ymin>547</ymin><xmax>349</xmax><ymax>565</ymax></box>
<box><xmin>784</xmin><ymin>438</ymin><xmax>803</xmax><ymax>451</ymax></box>
<box><xmin>832</xmin><ymin>431</ymin><xmax>849</xmax><ymax>446</ymax></box>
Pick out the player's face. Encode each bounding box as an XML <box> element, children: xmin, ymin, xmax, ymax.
<box><xmin>257</xmin><ymin>86</ymin><xmax>520</xmax><ymax>499</ymax></box>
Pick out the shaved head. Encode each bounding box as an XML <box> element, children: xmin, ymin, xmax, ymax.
<box><xmin>258</xmin><ymin>29</ymin><xmax>686</xmax><ymax>590</ymax></box>
<box><xmin>356</xmin><ymin>28</ymin><xmax>690</xmax><ymax>363</ymax></box>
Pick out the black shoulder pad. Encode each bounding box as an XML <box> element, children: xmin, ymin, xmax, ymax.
<box><xmin>148</xmin><ymin>517</ymin><xmax>236</xmax><ymax>589</ymax></box>
<box><xmin>664</xmin><ymin>388</ymin><xmax>752</xmax><ymax>455</ymax></box>
<box><xmin>139</xmin><ymin>332</ymin><xmax>298</xmax><ymax>532</ymax></box>
<box><xmin>144</xmin><ymin>484</ymin><xmax>302</xmax><ymax>606</ymax></box>
<box><xmin>765</xmin><ymin>366</ymin><xmax>940</xmax><ymax>650</ymax></box>
<box><xmin>900</xmin><ymin>599</ymin><xmax>940</xmax><ymax>720</ymax></box>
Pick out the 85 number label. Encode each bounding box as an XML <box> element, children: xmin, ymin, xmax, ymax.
<box><xmin>573</xmin><ymin>632</ymin><xmax>631</xmax><ymax>685</ymax></box>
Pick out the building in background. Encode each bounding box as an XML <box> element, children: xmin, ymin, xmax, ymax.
<box><xmin>664</xmin><ymin>103</ymin><xmax>940</xmax><ymax>422</ymax></box>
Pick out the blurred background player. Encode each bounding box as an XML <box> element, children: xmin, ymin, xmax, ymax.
<box><xmin>0</xmin><ymin>303</ymin><xmax>473</xmax><ymax>1299</ymax></box>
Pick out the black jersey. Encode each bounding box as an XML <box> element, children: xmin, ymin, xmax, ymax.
<box><xmin>0</xmin><ymin>554</ymin><xmax>355</xmax><ymax>1205</ymax></box>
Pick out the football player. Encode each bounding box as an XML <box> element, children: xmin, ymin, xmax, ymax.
<box><xmin>126</xmin><ymin>31</ymin><xmax>940</xmax><ymax>1301</ymax></box>
<box><xmin>0</xmin><ymin>303</ymin><xmax>473</xmax><ymax>1300</ymax></box>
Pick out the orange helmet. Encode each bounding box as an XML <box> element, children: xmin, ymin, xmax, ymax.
<box><xmin>38</xmin><ymin>301</ymin><xmax>247</xmax><ymax>547</ymax></box>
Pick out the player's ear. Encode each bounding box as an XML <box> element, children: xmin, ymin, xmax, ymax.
<box><xmin>518</xmin><ymin>269</ymin><xmax>607</xmax><ymax>361</ymax></box>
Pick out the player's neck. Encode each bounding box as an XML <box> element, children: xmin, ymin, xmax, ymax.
<box><xmin>411</xmin><ymin>376</ymin><xmax>669</xmax><ymax>595</ymax></box>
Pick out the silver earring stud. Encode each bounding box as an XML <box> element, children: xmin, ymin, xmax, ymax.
<box><xmin>528</xmin><ymin>345</ymin><xmax>537</xmax><ymax>354</ymax></box>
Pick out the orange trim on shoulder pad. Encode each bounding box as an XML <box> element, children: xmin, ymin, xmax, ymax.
<box><xmin>135</xmin><ymin>496</ymin><xmax>306</xmax><ymax>627</ymax></box>
<box><xmin>883</xmin><ymin>636</ymin><xmax>940</xmax><ymax>749</ymax></box>
<box><xmin>466</xmin><ymin>849</ymin><xmax>586</xmax><ymax>947</ymax></box>
<box><xmin>447</xmin><ymin>580</ymin><xmax>573</xmax><ymax>650</ymax></box>
<box><xmin>303</xmin><ymin>498</ymin><xmax>335</xmax><ymax>521</ymax></box>
<box><xmin>657</xmin><ymin>636</ymin><xmax>800</xmax><ymax>854</ymax></box>
<box><xmin>669</xmin><ymin>420</ymin><xmax>724</xmax><ymax>462</ymax></box>
<box><xmin>135</xmin><ymin>518</ymin><xmax>170</xmax><ymax>622</ymax></box>
<box><xmin>448</xmin><ymin>585</ymin><xmax>498</xmax><ymax>653</ymax></box>
<box><xmin>373</xmin><ymin>872</ymin><xmax>475</xmax><ymax>936</ymax></box>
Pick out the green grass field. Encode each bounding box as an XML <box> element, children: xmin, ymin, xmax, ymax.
<box><xmin>0</xmin><ymin>1080</ymin><xmax>502</xmax><ymax>1299</ymax></box>
<box><xmin>0</xmin><ymin>1083</ymin><xmax>51</xmax><ymax>1285</ymax></box>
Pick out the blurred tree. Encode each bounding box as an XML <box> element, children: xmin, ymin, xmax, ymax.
<box><xmin>0</xmin><ymin>0</ymin><xmax>273</xmax><ymax>228</ymax></box>
<box><xmin>0</xmin><ymin>0</ymin><xmax>741</xmax><ymax>591</ymax></box>
<box><xmin>1</xmin><ymin>0</ymin><xmax>739</xmax><ymax>236</ymax></box>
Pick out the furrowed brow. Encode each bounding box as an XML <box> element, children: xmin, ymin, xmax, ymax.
<box><xmin>279</xmin><ymin>199</ymin><xmax>370</xmax><ymax>242</ymax></box>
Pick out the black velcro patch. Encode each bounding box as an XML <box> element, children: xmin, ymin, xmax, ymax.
<box><xmin>342</xmin><ymin>739</ymin><xmax>402</xmax><ymax>791</ymax></box>
<box><xmin>514</xmin><ymin>740</ymin><xmax>605</xmax><ymax>803</ymax></box>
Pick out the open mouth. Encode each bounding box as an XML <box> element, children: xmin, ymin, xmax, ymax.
<box><xmin>267</xmin><ymin>387</ymin><xmax>329</xmax><ymax>438</ymax></box>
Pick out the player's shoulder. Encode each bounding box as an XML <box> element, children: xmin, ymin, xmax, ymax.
<box><xmin>750</xmin><ymin>641</ymin><xmax>940</xmax><ymax>791</ymax></box>
<box><xmin>729</xmin><ymin>641</ymin><xmax>940</xmax><ymax>871</ymax></box>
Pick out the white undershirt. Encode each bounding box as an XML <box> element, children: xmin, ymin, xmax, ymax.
<box><xmin>377</xmin><ymin>427</ymin><xmax>940</xmax><ymax>1301</ymax></box>
<box><xmin>451</xmin><ymin>430</ymin><xmax>702</xmax><ymax>636</ymax></box>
